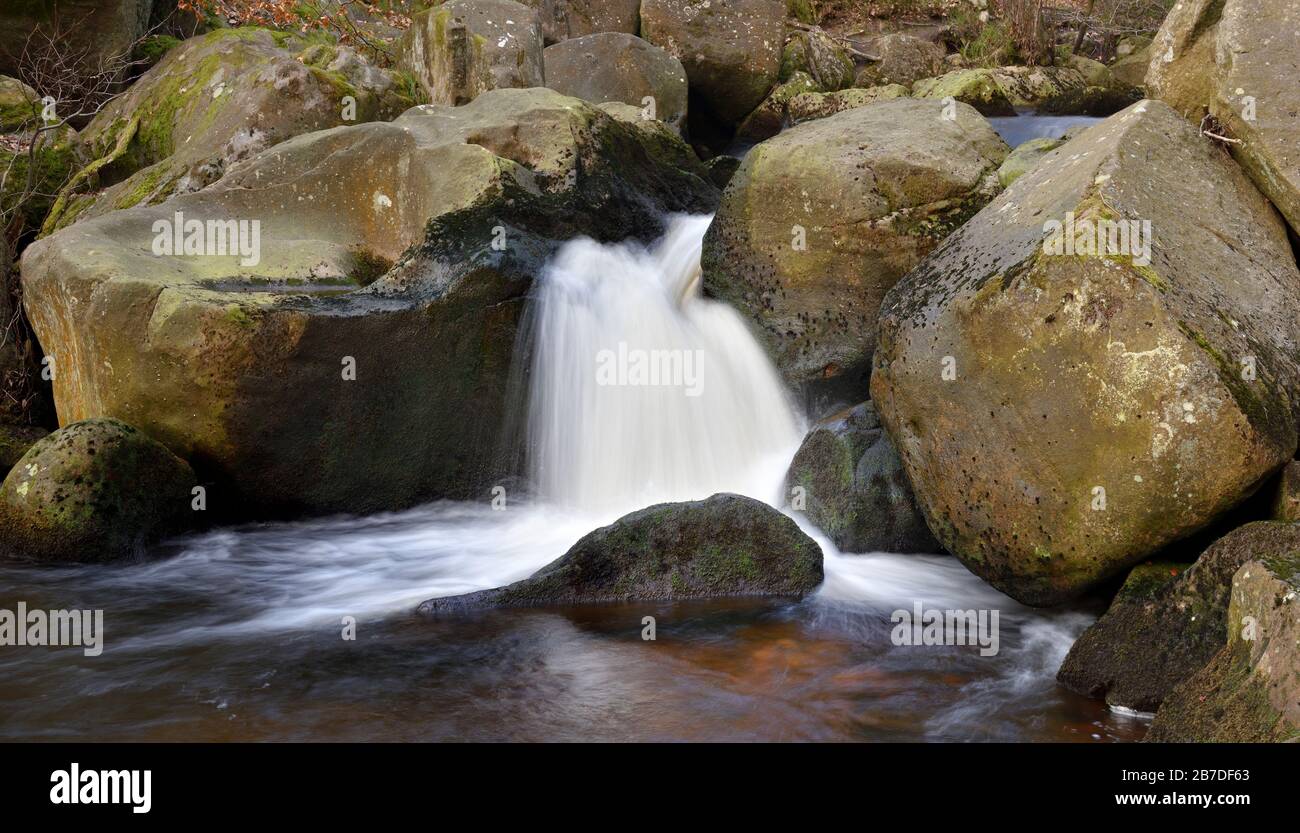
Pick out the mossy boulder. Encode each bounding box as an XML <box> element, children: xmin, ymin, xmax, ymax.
<box><xmin>399</xmin><ymin>0</ymin><xmax>546</xmax><ymax>106</ymax></box>
<box><xmin>912</xmin><ymin>66</ymin><xmax>1090</xmax><ymax>116</ymax></box>
<box><xmin>734</xmin><ymin>71</ymin><xmax>821</xmax><ymax>142</ymax></box>
<box><xmin>703</xmin><ymin>97</ymin><xmax>1008</xmax><ymax>399</ymax></box>
<box><xmin>1146</xmin><ymin>545</ymin><xmax>1300</xmax><ymax>742</ymax></box>
<box><xmin>855</xmin><ymin>33</ymin><xmax>945</xmax><ymax>89</ymax></box>
<box><xmin>543</xmin><ymin>33</ymin><xmax>688</xmax><ymax>134</ymax></box>
<box><xmin>21</xmin><ymin>88</ymin><xmax>718</xmax><ymax>518</ymax></box>
<box><xmin>1272</xmin><ymin>461</ymin><xmax>1300</xmax><ymax>522</ymax></box>
<box><xmin>0</xmin><ymin>419</ymin><xmax>197</xmax><ymax>563</ymax></box>
<box><xmin>785</xmin><ymin>84</ymin><xmax>909</xmax><ymax>125</ymax></box>
<box><xmin>0</xmin><ymin>76</ymin><xmax>86</xmax><ymax>233</ymax></box>
<box><xmin>418</xmin><ymin>493</ymin><xmax>824</xmax><ymax>612</ymax></box>
<box><xmin>45</xmin><ymin>28</ymin><xmax>415</xmax><ymax>232</ymax></box>
<box><xmin>785</xmin><ymin>401</ymin><xmax>939</xmax><ymax>554</ymax></box>
<box><xmin>516</xmin><ymin>0</ymin><xmax>640</xmax><ymax>44</ymax></box>
<box><xmin>871</xmin><ymin>101</ymin><xmax>1300</xmax><ymax>606</ymax></box>
<box><xmin>1058</xmin><ymin>522</ymin><xmax>1300</xmax><ymax>711</ymax></box>
<box><xmin>1109</xmin><ymin>45</ymin><xmax>1150</xmax><ymax>89</ymax></box>
<box><xmin>780</xmin><ymin>29</ymin><xmax>854</xmax><ymax>92</ymax></box>
<box><xmin>1147</xmin><ymin>0</ymin><xmax>1300</xmax><ymax>237</ymax></box>
<box><xmin>996</xmin><ymin>135</ymin><xmax>1064</xmax><ymax>187</ymax></box>
<box><xmin>640</xmin><ymin>0</ymin><xmax>785</xmax><ymax>126</ymax></box>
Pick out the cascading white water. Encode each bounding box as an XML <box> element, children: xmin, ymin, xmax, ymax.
<box><xmin>527</xmin><ymin>214</ymin><xmax>804</xmax><ymax>513</ymax></box>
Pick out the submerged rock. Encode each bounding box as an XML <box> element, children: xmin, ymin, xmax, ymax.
<box><xmin>417</xmin><ymin>494</ymin><xmax>824</xmax><ymax>612</ymax></box>
<box><xmin>703</xmin><ymin>97</ymin><xmax>1007</xmax><ymax>397</ymax></box>
<box><xmin>1058</xmin><ymin>522</ymin><xmax>1300</xmax><ymax>711</ymax></box>
<box><xmin>45</xmin><ymin>28</ymin><xmax>415</xmax><ymax>232</ymax></box>
<box><xmin>871</xmin><ymin>101</ymin><xmax>1300</xmax><ymax>606</ymax></box>
<box><xmin>1147</xmin><ymin>0</ymin><xmax>1300</xmax><ymax>236</ymax></box>
<box><xmin>0</xmin><ymin>419</ymin><xmax>197</xmax><ymax>563</ymax></box>
<box><xmin>785</xmin><ymin>402</ymin><xmax>939</xmax><ymax>554</ymax></box>
<box><xmin>640</xmin><ymin>0</ymin><xmax>785</xmax><ymax>126</ymax></box>
<box><xmin>1146</xmin><ymin>546</ymin><xmax>1300</xmax><ymax>742</ymax></box>
<box><xmin>399</xmin><ymin>0</ymin><xmax>545</xmax><ymax>106</ymax></box>
<box><xmin>20</xmin><ymin>88</ymin><xmax>718</xmax><ymax>517</ymax></box>
<box><xmin>545</xmin><ymin>33</ymin><xmax>688</xmax><ymax>133</ymax></box>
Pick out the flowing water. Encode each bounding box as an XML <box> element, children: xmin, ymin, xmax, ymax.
<box><xmin>0</xmin><ymin>215</ymin><xmax>1145</xmax><ymax>742</ymax></box>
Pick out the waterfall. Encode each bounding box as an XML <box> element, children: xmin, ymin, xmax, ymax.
<box><xmin>527</xmin><ymin>214</ymin><xmax>804</xmax><ymax>513</ymax></box>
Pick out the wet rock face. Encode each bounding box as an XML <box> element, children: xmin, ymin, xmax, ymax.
<box><xmin>1147</xmin><ymin>0</ymin><xmax>1300</xmax><ymax>237</ymax></box>
<box><xmin>871</xmin><ymin>100</ymin><xmax>1300</xmax><ymax>606</ymax></box>
<box><xmin>0</xmin><ymin>419</ymin><xmax>197</xmax><ymax>563</ymax></box>
<box><xmin>516</xmin><ymin>0</ymin><xmax>641</xmax><ymax>44</ymax></box>
<box><xmin>1058</xmin><ymin>522</ymin><xmax>1300</xmax><ymax>712</ymax></box>
<box><xmin>639</xmin><ymin>0</ymin><xmax>785</xmax><ymax>126</ymax></box>
<box><xmin>1146</xmin><ymin>546</ymin><xmax>1300</xmax><ymax>742</ymax></box>
<box><xmin>785</xmin><ymin>402</ymin><xmax>940</xmax><ymax>554</ymax></box>
<box><xmin>20</xmin><ymin>88</ymin><xmax>718</xmax><ymax>518</ymax></box>
<box><xmin>418</xmin><ymin>493</ymin><xmax>824</xmax><ymax>612</ymax></box>
<box><xmin>702</xmin><ymin>97</ymin><xmax>1008</xmax><ymax>397</ymax></box>
<box><xmin>543</xmin><ymin>33</ymin><xmax>688</xmax><ymax>133</ymax></box>
<box><xmin>46</xmin><ymin>28</ymin><xmax>415</xmax><ymax>233</ymax></box>
<box><xmin>399</xmin><ymin>0</ymin><xmax>546</xmax><ymax>106</ymax></box>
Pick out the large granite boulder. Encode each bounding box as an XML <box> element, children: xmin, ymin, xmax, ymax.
<box><xmin>1147</xmin><ymin>0</ymin><xmax>1300</xmax><ymax>236</ymax></box>
<box><xmin>516</xmin><ymin>0</ymin><xmax>640</xmax><ymax>44</ymax></box>
<box><xmin>912</xmin><ymin>66</ymin><xmax>1090</xmax><ymax>116</ymax></box>
<box><xmin>1146</xmin><ymin>548</ymin><xmax>1300</xmax><ymax>742</ymax></box>
<box><xmin>20</xmin><ymin>88</ymin><xmax>718</xmax><ymax>517</ymax></box>
<box><xmin>418</xmin><ymin>493</ymin><xmax>824</xmax><ymax>612</ymax></box>
<box><xmin>0</xmin><ymin>419</ymin><xmax>197</xmax><ymax>563</ymax></box>
<box><xmin>640</xmin><ymin>0</ymin><xmax>785</xmax><ymax>126</ymax></box>
<box><xmin>785</xmin><ymin>401</ymin><xmax>939</xmax><ymax>554</ymax></box>
<box><xmin>398</xmin><ymin>0</ymin><xmax>545</xmax><ymax>106</ymax></box>
<box><xmin>1058</xmin><ymin>522</ymin><xmax>1300</xmax><ymax>711</ymax></box>
<box><xmin>703</xmin><ymin>97</ymin><xmax>1008</xmax><ymax>399</ymax></box>
<box><xmin>543</xmin><ymin>33</ymin><xmax>688</xmax><ymax>133</ymax></box>
<box><xmin>43</xmin><ymin>28</ymin><xmax>415</xmax><ymax>232</ymax></box>
<box><xmin>871</xmin><ymin>101</ymin><xmax>1300</xmax><ymax>606</ymax></box>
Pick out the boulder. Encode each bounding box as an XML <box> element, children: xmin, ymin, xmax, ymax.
<box><xmin>44</xmin><ymin>29</ymin><xmax>416</xmax><ymax>233</ymax></box>
<box><xmin>1272</xmin><ymin>461</ymin><xmax>1300</xmax><ymax>522</ymax></box>
<box><xmin>0</xmin><ymin>419</ymin><xmax>197</xmax><ymax>563</ymax></box>
<box><xmin>1146</xmin><ymin>550</ymin><xmax>1300</xmax><ymax>742</ymax></box>
<box><xmin>1110</xmin><ymin>45</ymin><xmax>1150</xmax><ymax>89</ymax></box>
<box><xmin>1058</xmin><ymin>522</ymin><xmax>1300</xmax><ymax>711</ymax></box>
<box><xmin>703</xmin><ymin>97</ymin><xmax>1008</xmax><ymax>397</ymax></box>
<box><xmin>1147</xmin><ymin>0</ymin><xmax>1300</xmax><ymax>236</ymax></box>
<box><xmin>544</xmin><ymin>33</ymin><xmax>687</xmax><ymax>133</ymax></box>
<box><xmin>733</xmin><ymin>71</ymin><xmax>820</xmax><ymax>142</ymax></box>
<box><xmin>20</xmin><ymin>88</ymin><xmax>717</xmax><ymax>517</ymax></box>
<box><xmin>399</xmin><ymin>0</ymin><xmax>545</xmax><ymax>106</ymax></box>
<box><xmin>785</xmin><ymin>401</ymin><xmax>939</xmax><ymax>554</ymax></box>
<box><xmin>785</xmin><ymin>84</ymin><xmax>909</xmax><ymax>125</ymax></box>
<box><xmin>780</xmin><ymin>30</ymin><xmax>854</xmax><ymax>92</ymax></box>
<box><xmin>418</xmin><ymin>493</ymin><xmax>824</xmax><ymax>612</ymax></box>
<box><xmin>0</xmin><ymin>76</ymin><xmax>86</xmax><ymax>233</ymax></box>
<box><xmin>855</xmin><ymin>33</ymin><xmax>946</xmax><ymax>89</ymax></box>
<box><xmin>996</xmin><ymin>135</ymin><xmax>1063</xmax><ymax>187</ymax></box>
<box><xmin>516</xmin><ymin>0</ymin><xmax>640</xmax><ymax>44</ymax></box>
<box><xmin>0</xmin><ymin>423</ymin><xmax>47</xmax><ymax>476</ymax></box>
<box><xmin>0</xmin><ymin>0</ymin><xmax>153</xmax><ymax>82</ymax></box>
<box><xmin>912</xmin><ymin>66</ymin><xmax>1089</xmax><ymax>116</ymax></box>
<box><xmin>871</xmin><ymin>101</ymin><xmax>1300</xmax><ymax>606</ymax></box>
<box><xmin>639</xmin><ymin>0</ymin><xmax>785</xmax><ymax>126</ymax></box>
<box><xmin>1066</xmin><ymin>54</ymin><xmax>1110</xmax><ymax>87</ymax></box>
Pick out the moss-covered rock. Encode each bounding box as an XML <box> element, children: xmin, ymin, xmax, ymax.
<box><xmin>1058</xmin><ymin>522</ymin><xmax>1300</xmax><ymax>711</ymax></box>
<box><xmin>21</xmin><ymin>88</ymin><xmax>718</xmax><ymax>517</ymax></box>
<box><xmin>0</xmin><ymin>419</ymin><xmax>197</xmax><ymax>563</ymax></box>
<box><xmin>1109</xmin><ymin>45</ymin><xmax>1150</xmax><ymax>89</ymax></box>
<box><xmin>399</xmin><ymin>0</ymin><xmax>546</xmax><ymax>106</ymax></box>
<box><xmin>418</xmin><ymin>493</ymin><xmax>824</xmax><ymax>612</ymax></box>
<box><xmin>1146</xmin><ymin>546</ymin><xmax>1300</xmax><ymax>742</ymax></box>
<box><xmin>703</xmin><ymin>97</ymin><xmax>1008</xmax><ymax>398</ymax></box>
<box><xmin>640</xmin><ymin>0</ymin><xmax>785</xmax><ymax>126</ymax></box>
<box><xmin>871</xmin><ymin>101</ymin><xmax>1300</xmax><ymax>606</ymax></box>
<box><xmin>996</xmin><ymin>135</ymin><xmax>1063</xmax><ymax>187</ymax></box>
<box><xmin>855</xmin><ymin>33</ymin><xmax>946</xmax><ymax>89</ymax></box>
<box><xmin>912</xmin><ymin>65</ymin><xmax>1090</xmax><ymax>116</ymax></box>
<box><xmin>780</xmin><ymin>29</ymin><xmax>854</xmax><ymax>92</ymax></box>
<box><xmin>544</xmin><ymin>33</ymin><xmax>688</xmax><ymax>134</ymax></box>
<box><xmin>785</xmin><ymin>401</ymin><xmax>940</xmax><ymax>554</ymax></box>
<box><xmin>1146</xmin><ymin>0</ymin><xmax>1300</xmax><ymax>237</ymax></box>
<box><xmin>734</xmin><ymin>71</ymin><xmax>821</xmax><ymax>142</ymax></box>
<box><xmin>0</xmin><ymin>423</ymin><xmax>47</xmax><ymax>476</ymax></box>
<box><xmin>45</xmin><ymin>28</ymin><xmax>415</xmax><ymax>233</ymax></box>
<box><xmin>785</xmin><ymin>84</ymin><xmax>909</xmax><ymax>125</ymax></box>
<box><xmin>0</xmin><ymin>76</ymin><xmax>86</xmax><ymax>233</ymax></box>
<box><xmin>516</xmin><ymin>0</ymin><xmax>640</xmax><ymax>45</ymax></box>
